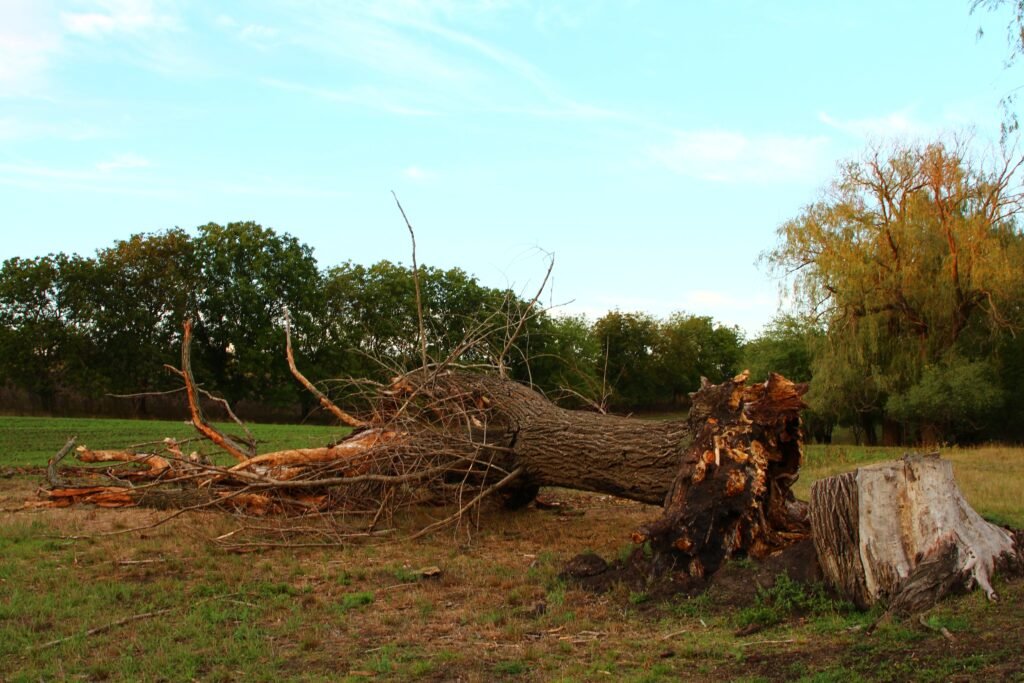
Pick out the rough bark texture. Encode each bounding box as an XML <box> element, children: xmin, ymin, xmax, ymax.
<box><xmin>810</xmin><ymin>454</ymin><xmax>1023</xmax><ymax>613</ymax></box>
<box><xmin>395</xmin><ymin>369</ymin><xmax>691</xmax><ymax>505</ymax></box>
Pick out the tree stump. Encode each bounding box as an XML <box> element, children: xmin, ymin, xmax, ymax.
<box><xmin>810</xmin><ymin>454</ymin><xmax>1022</xmax><ymax>614</ymax></box>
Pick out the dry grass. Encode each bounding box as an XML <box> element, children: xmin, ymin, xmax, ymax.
<box><xmin>1</xmin><ymin>420</ymin><xmax>1022</xmax><ymax>681</ymax></box>
<box><xmin>798</xmin><ymin>444</ymin><xmax>1024</xmax><ymax>528</ymax></box>
<box><xmin>2</xmin><ymin>476</ymin><xmax>1022</xmax><ymax>681</ymax></box>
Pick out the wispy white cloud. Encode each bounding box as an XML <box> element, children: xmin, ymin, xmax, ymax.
<box><xmin>61</xmin><ymin>0</ymin><xmax>179</xmax><ymax>37</ymax></box>
<box><xmin>211</xmin><ymin>179</ymin><xmax>349</xmax><ymax>199</ymax></box>
<box><xmin>1</xmin><ymin>0</ymin><xmax>186</xmax><ymax>96</ymax></box>
<box><xmin>0</xmin><ymin>0</ymin><xmax>62</xmax><ymax>96</ymax></box>
<box><xmin>259</xmin><ymin>2</ymin><xmax>625</xmax><ymax>122</ymax></box>
<box><xmin>818</xmin><ymin>109</ymin><xmax>932</xmax><ymax>139</ymax></box>
<box><xmin>261</xmin><ymin>78</ymin><xmax>438</xmax><ymax>116</ymax></box>
<box><xmin>401</xmin><ymin>165</ymin><xmax>436</xmax><ymax>181</ymax></box>
<box><xmin>534</xmin><ymin>3</ymin><xmax>587</xmax><ymax>32</ymax></box>
<box><xmin>0</xmin><ymin>160</ymin><xmax>173</xmax><ymax>197</ymax></box>
<box><xmin>0</xmin><ymin>117</ymin><xmax>104</xmax><ymax>141</ymax></box>
<box><xmin>96</xmin><ymin>153</ymin><xmax>151</xmax><ymax>171</ymax></box>
<box><xmin>215</xmin><ymin>14</ymin><xmax>280</xmax><ymax>47</ymax></box>
<box><xmin>239</xmin><ymin>24</ymin><xmax>279</xmax><ymax>44</ymax></box>
<box><xmin>650</xmin><ymin>130</ymin><xmax>832</xmax><ymax>184</ymax></box>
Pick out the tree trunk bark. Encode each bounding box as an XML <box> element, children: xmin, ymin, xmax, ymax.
<box><xmin>809</xmin><ymin>454</ymin><xmax>1022</xmax><ymax>613</ymax></box>
<box><xmin>395</xmin><ymin>369</ymin><xmax>811</xmax><ymax>572</ymax></box>
<box><xmin>412</xmin><ymin>370</ymin><xmax>690</xmax><ymax>505</ymax></box>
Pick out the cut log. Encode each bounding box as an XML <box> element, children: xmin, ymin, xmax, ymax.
<box><xmin>75</xmin><ymin>446</ymin><xmax>170</xmax><ymax>478</ymax></box>
<box><xmin>810</xmin><ymin>454</ymin><xmax>1022</xmax><ymax>613</ymax></box>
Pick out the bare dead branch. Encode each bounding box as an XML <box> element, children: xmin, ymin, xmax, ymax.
<box><xmin>392</xmin><ymin>191</ymin><xmax>429</xmax><ymax>369</ymax></box>
<box><xmin>498</xmin><ymin>251</ymin><xmax>555</xmax><ymax>376</ymax></box>
<box><xmin>283</xmin><ymin>308</ymin><xmax>367</xmax><ymax>428</ymax></box>
<box><xmin>180</xmin><ymin>319</ymin><xmax>253</xmax><ymax>463</ymax></box>
<box><xmin>164</xmin><ymin>364</ymin><xmax>254</xmax><ymax>448</ymax></box>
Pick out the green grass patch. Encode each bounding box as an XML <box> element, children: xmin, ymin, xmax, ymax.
<box><xmin>736</xmin><ymin>574</ymin><xmax>855</xmax><ymax>630</ymax></box>
<box><xmin>336</xmin><ymin>590</ymin><xmax>375</xmax><ymax>614</ymax></box>
<box><xmin>0</xmin><ymin>415</ymin><xmax>347</xmax><ymax>467</ymax></box>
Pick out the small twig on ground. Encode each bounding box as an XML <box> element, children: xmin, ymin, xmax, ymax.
<box><xmin>28</xmin><ymin>592</ymin><xmax>244</xmax><ymax>652</ymax></box>
<box><xmin>30</xmin><ymin>607</ymin><xmax>177</xmax><ymax>651</ymax></box>
<box><xmin>739</xmin><ymin>638</ymin><xmax>796</xmax><ymax>648</ymax></box>
<box><xmin>918</xmin><ymin>614</ymin><xmax>956</xmax><ymax>642</ymax></box>
<box><xmin>659</xmin><ymin>627</ymin><xmax>693</xmax><ymax>640</ymax></box>
<box><xmin>409</xmin><ymin>466</ymin><xmax>525</xmax><ymax>540</ymax></box>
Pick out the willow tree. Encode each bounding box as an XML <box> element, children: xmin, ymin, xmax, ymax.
<box><xmin>769</xmin><ymin>138</ymin><xmax>1024</xmax><ymax>444</ymax></box>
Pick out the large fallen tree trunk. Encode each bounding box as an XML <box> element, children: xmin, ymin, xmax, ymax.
<box><xmin>396</xmin><ymin>368</ymin><xmax>811</xmax><ymax>574</ymax></box>
<box><xmin>41</xmin><ymin>348</ymin><xmax>813</xmax><ymax>573</ymax></box>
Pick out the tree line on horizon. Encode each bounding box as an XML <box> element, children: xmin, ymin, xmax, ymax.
<box><xmin>3</xmin><ymin>138</ymin><xmax>1024</xmax><ymax>445</ymax></box>
<box><xmin>0</xmin><ymin>220</ymin><xmax>743</xmax><ymax>423</ymax></box>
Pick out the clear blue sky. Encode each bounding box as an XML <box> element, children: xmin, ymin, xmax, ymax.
<box><xmin>1</xmin><ymin>0</ymin><xmax>1017</xmax><ymax>334</ymax></box>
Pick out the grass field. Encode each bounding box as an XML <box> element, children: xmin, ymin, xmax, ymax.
<box><xmin>0</xmin><ymin>416</ymin><xmax>349</xmax><ymax>469</ymax></box>
<box><xmin>1</xmin><ymin>417</ymin><xmax>1022</xmax><ymax>681</ymax></box>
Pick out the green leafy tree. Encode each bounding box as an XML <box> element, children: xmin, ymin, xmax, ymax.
<box><xmin>0</xmin><ymin>254</ymin><xmax>97</xmax><ymax>410</ymax></box>
<box><xmin>191</xmin><ymin>222</ymin><xmax>321</xmax><ymax>406</ymax></box>
<box><xmin>657</xmin><ymin>313</ymin><xmax>742</xmax><ymax>407</ymax></box>
<box><xmin>592</xmin><ymin>311</ymin><xmax>663</xmax><ymax>410</ymax></box>
<box><xmin>85</xmin><ymin>229</ymin><xmax>198</xmax><ymax>411</ymax></box>
<box><xmin>742</xmin><ymin>314</ymin><xmax>818</xmax><ymax>383</ymax></box>
<box><xmin>768</xmin><ymin>138</ymin><xmax>1024</xmax><ymax>443</ymax></box>
<box><xmin>887</xmin><ymin>357</ymin><xmax>1005</xmax><ymax>443</ymax></box>
<box><xmin>516</xmin><ymin>313</ymin><xmax>604</xmax><ymax>406</ymax></box>
<box><xmin>318</xmin><ymin>261</ymin><xmax>514</xmax><ymax>381</ymax></box>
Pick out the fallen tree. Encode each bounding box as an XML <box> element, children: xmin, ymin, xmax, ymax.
<box><xmin>36</xmin><ymin>319</ymin><xmax>1022</xmax><ymax>614</ymax></box>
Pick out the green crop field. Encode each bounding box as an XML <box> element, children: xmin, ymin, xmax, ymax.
<box><xmin>0</xmin><ymin>416</ymin><xmax>349</xmax><ymax>469</ymax></box>
<box><xmin>1</xmin><ymin>417</ymin><xmax>1022</xmax><ymax>681</ymax></box>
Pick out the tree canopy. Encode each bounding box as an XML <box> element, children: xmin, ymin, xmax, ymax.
<box><xmin>0</xmin><ymin>223</ymin><xmax>741</xmax><ymax>419</ymax></box>
<box><xmin>768</xmin><ymin>138</ymin><xmax>1024</xmax><ymax>443</ymax></box>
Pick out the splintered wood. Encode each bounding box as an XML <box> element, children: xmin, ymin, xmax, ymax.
<box><xmin>632</xmin><ymin>372</ymin><xmax>811</xmax><ymax>577</ymax></box>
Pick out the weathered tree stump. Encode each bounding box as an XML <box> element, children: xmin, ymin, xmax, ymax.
<box><xmin>810</xmin><ymin>454</ymin><xmax>1022</xmax><ymax>614</ymax></box>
